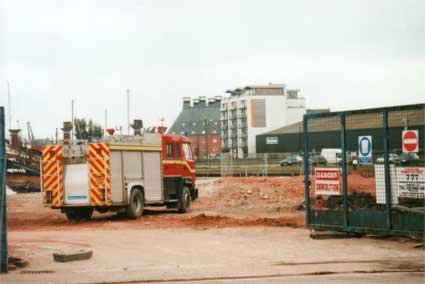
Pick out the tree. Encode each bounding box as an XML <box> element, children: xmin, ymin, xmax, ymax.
<box><xmin>74</xmin><ymin>118</ymin><xmax>103</xmax><ymax>140</ymax></box>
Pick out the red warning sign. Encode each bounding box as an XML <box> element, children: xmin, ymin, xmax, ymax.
<box><xmin>314</xmin><ymin>168</ymin><xmax>341</xmax><ymax>195</ymax></box>
<box><xmin>402</xmin><ymin>130</ymin><xmax>419</xmax><ymax>153</ymax></box>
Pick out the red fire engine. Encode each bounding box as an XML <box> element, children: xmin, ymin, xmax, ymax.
<box><xmin>41</xmin><ymin>133</ymin><xmax>198</xmax><ymax>220</ymax></box>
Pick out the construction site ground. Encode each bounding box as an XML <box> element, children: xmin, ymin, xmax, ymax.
<box><xmin>3</xmin><ymin>177</ymin><xmax>425</xmax><ymax>284</ymax></box>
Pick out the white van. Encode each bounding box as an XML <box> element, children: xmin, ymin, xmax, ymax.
<box><xmin>320</xmin><ymin>148</ymin><xmax>342</xmax><ymax>164</ymax></box>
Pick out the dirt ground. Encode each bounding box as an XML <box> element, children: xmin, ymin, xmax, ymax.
<box><xmin>4</xmin><ymin>176</ymin><xmax>424</xmax><ymax>284</ymax></box>
<box><xmin>7</xmin><ymin>174</ymin><xmax>379</xmax><ymax>232</ymax></box>
<box><xmin>7</xmin><ymin>177</ymin><xmax>308</xmax><ymax>231</ymax></box>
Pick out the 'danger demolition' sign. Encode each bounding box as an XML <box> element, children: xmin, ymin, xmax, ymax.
<box><xmin>314</xmin><ymin>168</ymin><xmax>341</xmax><ymax>195</ymax></box>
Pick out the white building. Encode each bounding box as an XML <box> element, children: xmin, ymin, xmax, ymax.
<box><xmin>220</xmin><ymin>84</ymin><xmax>305</xmax><ymax>158</ymax></box>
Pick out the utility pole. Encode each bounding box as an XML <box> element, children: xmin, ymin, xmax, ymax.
<box><xmin>402</xmin><ymin>117</ymin><xmax>408</xmax><ymax>130</ymax></box>
<box><xmin>104</xmin><ymin>108</ymin><xmax>108</xmax><ymax>134</ymax></box>
<box><xmin>204</xmin><ymin>118</ymin><xmax>209</xmax><ymax>160</ymax></box>
<box><xmin>6</xmin><ymin>81</ymin><xmax>11</xmax><ymax>130</ymax></box>
<box><xmin>71</xmin><ymin>100</ymin><xmax>74</xmax><ymax>141</ymax></box>
<box><xmin>127</xmin><ymin>89</ymin><xmax>130</xmax><ymax>135</ymax></box>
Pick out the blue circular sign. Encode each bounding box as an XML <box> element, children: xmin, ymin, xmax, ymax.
<box><xmin>359</xmin><ymin>137</ymin><xmax>371</xmax><ymax>156</ymax></box>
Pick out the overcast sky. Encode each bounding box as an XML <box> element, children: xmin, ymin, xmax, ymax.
<box><xmin>0</xmin><ymin>0</ymin><xmax>424</xmax><ymax>138</ymax></box>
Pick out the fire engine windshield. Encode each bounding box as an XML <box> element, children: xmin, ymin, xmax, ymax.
<box><xmin>182</xmin><ymin>143</ymin><xmax>193</xmax><ymax>160</ymax></box>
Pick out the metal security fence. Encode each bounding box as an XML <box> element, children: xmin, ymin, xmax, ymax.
<box><xmin>303</xmin><ymin>104</ymin><xmax>425</xmax><ymax>237</ymax></box>
<box><xmin>0</xmin><ymin>107</ymin><xmax>7</xmax><ymax>273</ymax></box>
<box><xmin>196</xmin><ymin>153</ymin><xmax>304</xmax><ymax>177</ymax></box>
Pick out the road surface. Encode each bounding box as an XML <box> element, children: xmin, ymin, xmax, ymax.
<box><xmin>2</xmin><ymin>227</ymin><xmax>423</xmax><ymax>284</ymax></box>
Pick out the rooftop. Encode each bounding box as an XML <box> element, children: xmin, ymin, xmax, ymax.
<box><xmin>168</xmin><ymin>97</ymin><xmax>222</xmax><ymax>135</ymax></box>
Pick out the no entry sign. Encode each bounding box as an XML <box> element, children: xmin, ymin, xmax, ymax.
<box><xmin>402</xmin><ymin>130</ymin><xmax>419</xmax><ymax>153</ymax></box>
<box><xmin>314</xmin><ymin>168</ymin><xmax>341</xmax><ymax>195</ymax></box>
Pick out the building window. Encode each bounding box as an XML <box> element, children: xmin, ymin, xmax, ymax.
<box><xmin>214</xmin><ymin>121</ymin><xmax>218</xmax><ymax>125</ymax></box>
<box><xmin>213</xmin><ymin>130</ymin><xmax>217</xmax><ymax>134</ymax></box>
<box><xmin>191</xmin><ymin>131</ymin><xmax>196</xmax><ymax>134</ymax></box>
<box><xmin>182</xmin><ymin>122</ymin><xmax>186</xmax><ymax>126</ymax></box>
<box><xmin>202</xmin><ymin>130</ymin><xmax>206</xmax><ymax>134</ymax></box>
<box><xmin>192</xmin><ymin>122</ymin><xmax>196</xmax><ymax>126</ymax></box>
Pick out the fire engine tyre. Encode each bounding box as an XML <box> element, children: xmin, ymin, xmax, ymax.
<box><xmin>65</xmin><ymin>208</ymin><xmax>93</xmax><ymax>221</ymax></box>
<box><xmin>178</xmin><ymin>187</ymin><xmax>191</xmax><ymax>213</ymax></box>
<box><xmin>127</xmin><ymin>189</ymin><xmax>144</xmax><ymax>219</ymax></box>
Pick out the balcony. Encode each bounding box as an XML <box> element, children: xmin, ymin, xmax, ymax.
<box><xmin>237</xmin><ymin>113</ymin><xmax>247</xmax><ymax>119</ymax></box>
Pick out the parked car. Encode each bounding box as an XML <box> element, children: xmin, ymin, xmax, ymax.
<box><xmin>308</xmin><ymin>155</ymin><xmax>327</xmax><ymax>165</ymax></box>
<box><xmin>280</xmin><ymin>155</ymin><xmax>303</xmax><ymax>166</ymax></box>
<box><xmin>375</xmin><ymin>154</ymin><xmax>400</xmax><ymax>164</ymax></box>
<box><xmin>399</xmin><ymin>153</ymin><xmax>420</xmax><ymax>164</ymax></box>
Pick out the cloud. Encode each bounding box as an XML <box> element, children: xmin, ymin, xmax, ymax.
<box><xmin>0</xmin><ymin>0</ymin><xmax>424</xmax><ymax>137</ymax></box>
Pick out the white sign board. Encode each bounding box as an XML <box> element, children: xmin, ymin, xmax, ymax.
<box><xmin>375</xmin><ymin>165</ymin><xmax>425</xmax><ymax>204</ymax></box>
<box><xmin>314</xmin><ymin>168</ymin><xmax>341</xmax><ymax>195</ymax></box>
<box><xmin>396</xmin><ymin>167</ymin><xmax>425</xmax><ymax>199</ymax></box>
<box><xmin>266</xmin><ymin>137</ymin><xmax>278</xmax><ymax>145</ymax></box>
<box><xmin>375</xmin><ymin>165</ymin><xmax>398</xmax><ymax>204</ymax></box>
<box><xmin>402</xmin><ymin>130</ymin><xmax>419</xmax><ymax>153</ymax></box>
<box><xmin>358</xmin><ymin>136</ymin><xmax>372</xmax><ymax>165</ymax></box>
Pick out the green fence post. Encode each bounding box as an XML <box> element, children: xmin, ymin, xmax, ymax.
<box><xmin>0</xmin><ymin>107</ymin><xmax>7</xmax><ymax>273</ymax></box>
<box><xmin>303</xmin><ymin>115</ymin><xmax>310</xmax><ymax>227</ymax></box>
<box><xmin>383</xmin><ymin>111</ymin><xmax>392</xmax><ymax>231</ymax></box>
<box><xmin>340</xmin><ymin>115</ymin><xmax>349</xmax><ymax>228</ymax></box>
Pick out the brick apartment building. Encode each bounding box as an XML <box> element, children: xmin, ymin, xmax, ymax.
<box><xmin>168</xmin><ymin>96</ymin><xmax>222</xmax><ymax>160</ymax></box>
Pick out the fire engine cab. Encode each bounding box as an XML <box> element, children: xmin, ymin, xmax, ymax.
<box><xmin>41</xmin><ymin>133</ymin><xmax>198</xmax><ymax>220</ymax></box>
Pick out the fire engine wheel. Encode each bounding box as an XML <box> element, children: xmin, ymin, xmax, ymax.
<box><xmin>65</xmin><ymin>208</ymin><xmax>93</xmax><ymax>221</ymax></box>
<box><xmin>178</xmin><ymin>186</ymin><xmax>191</xmax><ymax>213</ymax></box>
<box><xmin>127</xmin><ymin>189</ymin><xmax>144</xmax><ymax>218</ymax></box>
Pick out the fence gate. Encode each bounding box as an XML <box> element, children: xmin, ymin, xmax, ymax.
<box><xmin>303</xmin><ymin>104</ymin><xmax>425</xmax><ymax>237</ymax></box>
